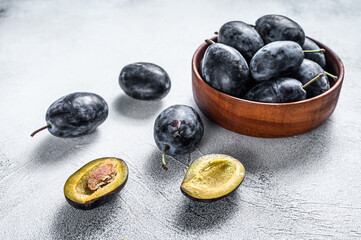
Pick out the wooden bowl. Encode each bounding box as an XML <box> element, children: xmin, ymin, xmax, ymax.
<box><xmin>192</xmin><ymin>37</ymin><xmax>344</xmax><ymax>138</ymax></box>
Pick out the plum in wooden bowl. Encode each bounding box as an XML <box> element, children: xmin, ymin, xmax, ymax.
<box><xmin>192</xmin><ymin>36</ymin><xmax>344</xmax><ymax>138</ymax></box>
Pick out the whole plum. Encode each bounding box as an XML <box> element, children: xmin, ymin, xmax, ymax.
<box><xmin>250</xmin><ymin>41</ymin><xmax>304</xmax><ymax>82</ymax></box>
<box><xmin>245</xmin><ymin>77</ymin><xmax>306</xmax><ymax>103</ymax></box>
<box><xmin>31</xmin><ymin>92</ymin><xmax>109</xmax><ymax>138</ymax></box>
<box><xmin>302</xmin><ymin>37</ymin><xmax>327</xmax><ymax>69</ymax></box>
<box><xmin>119</xmin><ymin>62</ymin><xmax>171</xmax><ymax>100</ymax></box>
<box><xmin>292</xmin><ymin>59</ymin><xmax>330</xmax><ymax>98</ymax></box>
<box><xmin>255</xmin><ymin>14</ymin><xmax>305</xmax><ymax>45</ymax></box>
<box><xmin>218</xmin><ymin>21</ymin><xmax>264</xmax><ymax>62</ymax></box>
<box><xmin>201</xmin><ymin>40</ymin><xmax>250</xmax><ymax>97</ymax></box>
<box><xmin>154</xmin><ymin>105</ymin><xmax>204</xmax><ymax>170</ymax></box>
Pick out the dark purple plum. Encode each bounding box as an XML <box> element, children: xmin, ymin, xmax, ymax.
<box><xmin>245</xmin><ymin>77</ymin><xmax>306</xmax><ymax>103</ymax></box>
<box><xmin>154</xmin><ymin>105</ymin><xmax>204</xmax><ymax>170</ymax></box>
<box><xmin>302</xmin><ymin>37</ymin><xmax>327</xmax><ymax>69</ymax></box>
<box><xmin>244</xmin><ymin>81</ymin><xmax>279</xmax><ymax>103</ymax></box>
<box><xmin>218</xmin><ymin>21</ymin><xmax>264</xmax><ymax>62</ymax></box>
<box><xmin>119</xmin><ymin>62</ymin><xmax>171</xmax><ymax>100</ymax></box>
<box><xmin>31</xmin><ymin>92</ymin><xmax>108</xmax><ymax>138</ymax></box>
<box><xmin>292</xmin><ymin>59</ymin><xmax>330</xmax><ymax>98</ymax></box>
<box><xmin>201</xmin><ymin>40</ymin><xmax>250</xmax><ymax>97</ymax></box>
<box><xmin>255</xmin><ymin>14</ymin><xmax>305</xmax><ymax>45</ymax></box>
<box><xmin>250</xmin><ymin>41</ymin><xmax>304</xmax><ymax>82</ymax></box>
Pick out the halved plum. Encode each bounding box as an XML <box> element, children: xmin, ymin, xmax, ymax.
<box><xmin>181</xmin><ymin>154</ymin><xmax>245</xmax><ymax>202</ymax></box>
<box><xmin>64</xmin><ymin>157</ymin><xmax>128</xmax><ymax>210</ymax></box>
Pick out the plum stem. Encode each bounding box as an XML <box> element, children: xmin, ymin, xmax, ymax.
<box><xmin>324</xmin><ymin>71</ymin><xmax>338</xmax><ymax>80</ymax></box>
<box><xmin>303</xmin><ymin>49</ymin><xmax>325</xmax><ymax>53</ymax></box>
<box><xmin>162</xmin><ymin>145</ymin><xmax>170</xmax><ymax>171</ymax></box>
<box><xmin>30</xmin><ymin>124</ymin><xmax>51</xmax><ymax>137</ymax></box>
<box><xmin>205</xmin><ymin>39</ymin><xmax>215</xmax><ymax>45</ymax></box>
<box><xmin>214</xmin><ymin>31</ymin><xmax>218</xmax><ymax>35</ymax></box>
<box><xmin>302</xmin><ymin>73</ymin><xmax>326</xmax><ymax>89</ymax></box>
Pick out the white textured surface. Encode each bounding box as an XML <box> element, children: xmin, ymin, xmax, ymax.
<box><xmin>0</xmin><ymin>0</ymin><xmax>361</xmax><ymax>239</ymax></box>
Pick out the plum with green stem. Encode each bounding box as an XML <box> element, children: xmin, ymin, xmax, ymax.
<box><xmin>31</xmin><ymin>92</ymin><xmax>108</xmax><ymax>138</ymax></box>
<box><xmin>245</xmin><ymin>73</ymin><xmax>326</xmax><ymax>103</ymax></box>
<box><xmin>153</xmin><ymin>105</ymin><xmax>204</xmax><ymax>170</ymax></box>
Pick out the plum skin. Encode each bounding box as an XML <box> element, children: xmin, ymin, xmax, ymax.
<box><xmin>255</xmin><ymin>14</ymin><xmax>305</xmax><ymax>46</ymax></box>
<box><xmin>250</xmin><ymin>41</ymin><xmax>304</xmax><ymax>82</ymax></box>
<box><xmin>201</xmin><ymin>43</ymin><xmax>250</xmax><ymax>98</ymax></box>
<box><xmin>245</xmin><ymin>77</ymin><xmax>306</xmax><ymax>103</ymax></box>
<box><xmin>292</xmin><ymin>59</ymin><xmax>330</xmax><ymax>98</ymax></box>
<box><xmin>302</xmin><ymin>37</ymin><xmax>327</xmax><ymax>69</ymax></box>
<box><xmin>119</xmin><ymin>62</ymin><xmax>171</xmax><ymax>100</ymax></box>
<box><xmin>46</xmin><ymin>92</ymin><xmax>108</xmax><ymax>138</ymax></box>
<box><xmin>154</xmin><ymin>105</ymin><xmax>204</xmax><ymax>156</ymax></box>
<box><xmin>218</xmin><ymin>21</ymin><xmax>264</xmax><ymax>62</ymax></box>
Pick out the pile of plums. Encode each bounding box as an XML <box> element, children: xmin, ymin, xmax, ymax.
<box><xmin>30</xmin><ymin>14</ymin><xmax>338</xmax><ymax>208</ymax></box>
<box><xmin>200</xmin><ymin>14</ymin><xmax>338</xmax><ymax>103</ymax></box>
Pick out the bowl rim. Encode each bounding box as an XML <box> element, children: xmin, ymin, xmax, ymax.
<box><xmin>192</xmin><ymin>36</ymin><xmax>344</xmax><ymax>106</ymax></box>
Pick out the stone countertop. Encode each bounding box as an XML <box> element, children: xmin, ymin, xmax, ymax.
<box><xmin>0</xmin><ymin>0</ymin><xmax>360</xmax><ymax>239</ymax></box>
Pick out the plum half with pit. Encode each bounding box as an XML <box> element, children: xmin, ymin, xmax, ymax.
<box><xmin>64</xmin><ymin>157</ymin><xmax>128</xmax><ymax>210</ymax></box>
<box><xmin>255</xmin><ymin>14</ymin><xmax>305</xmax><ymax>45</ymax></box>
<box><xmin>218</xmin><ymin>21</ymin><xmax>264</xmax><ymax>62</ymax></box>
<box><xmin>154</xmin><ymin>105</ymin><xmax>204</xmax><ymax>170</ymax></box>
<box><xmin>31</xmin><ymin>92</ymin><xmax>109</xmax><ymax>138</ymax></box>
<box><xmin>201</xmin><ymin>39</ymin><xmax>250</xmax><ymax>98</ymax></box>
<box><xmin>119</xmin><ymin>62</ymin><xmax>171</xmax><ymax>100</ymax></box>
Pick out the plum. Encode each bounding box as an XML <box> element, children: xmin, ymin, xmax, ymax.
<box><xmin>218</xmin><ymin>21</ymin><xmax>264</xmax><ymax>62</ymax></box>
<box><xmin>64</xmin><ymin>157</ymin><xmax>128</xmax><ymax>210</ymax></box>
<box><xmin>245</xmin><ymin>77</ymin><xmax>306</xmax><ymax>103</ymax></box>
<box><xmin>255</xmin><ymin>14</ymin><xmax>305</xmax><ymax>45</ymax></box>
<box><xmin>302</xmin><ymin>37</ymin><xmax>327</xmax><ymax>69</ymax></box>
<box><xmin>181</xmin><ymin>154</ymin><xmax>245</xmax><ymax>202</ymax></box>
<box><xmin>31</xmin><ymin>92</ymin><xmax>108</xmax><ymax>138</ymax></box>
<box><xmin>201</xmin><ymin>40</ymin><xmax>250</xmax><ymax>97</ymax></box>
<box><xmin>154</xmin><ymin>105</ymin><xmax>204</xmax><ymax>170</ymax></box>
<box><xmin>250</xmin><ymin>41</ymin><xmax>304</xmax><ymax>82</ymax></box>
<box><xmin>246</xmin><ymin>73</ymin><xmax>326</xmax><ymax>103</ymax></box>
<box><xmin>292</xmin><ymin>59</ymin><xmax>330</xmax><ymax>98</ymax></box>
<box><xmin>119</xmin><ymin>62</ymin><xmax>171</xmax><ymax>100</ymax></box>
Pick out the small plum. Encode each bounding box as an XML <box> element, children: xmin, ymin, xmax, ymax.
<box><xmin>154</xmin><ymin>105</ymin><xmax>204</xmax><ymax>170</ymax></box>
<box><xmin>119</xmin><ymin>62</ymin><xmax>171</xmax><ymax>100</ymax></box>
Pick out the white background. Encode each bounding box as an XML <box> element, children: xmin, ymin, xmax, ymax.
<box><xmin>0</xmin><ymin>0</ymin><xmax>360</xmax><ymax>239</ymax></box>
